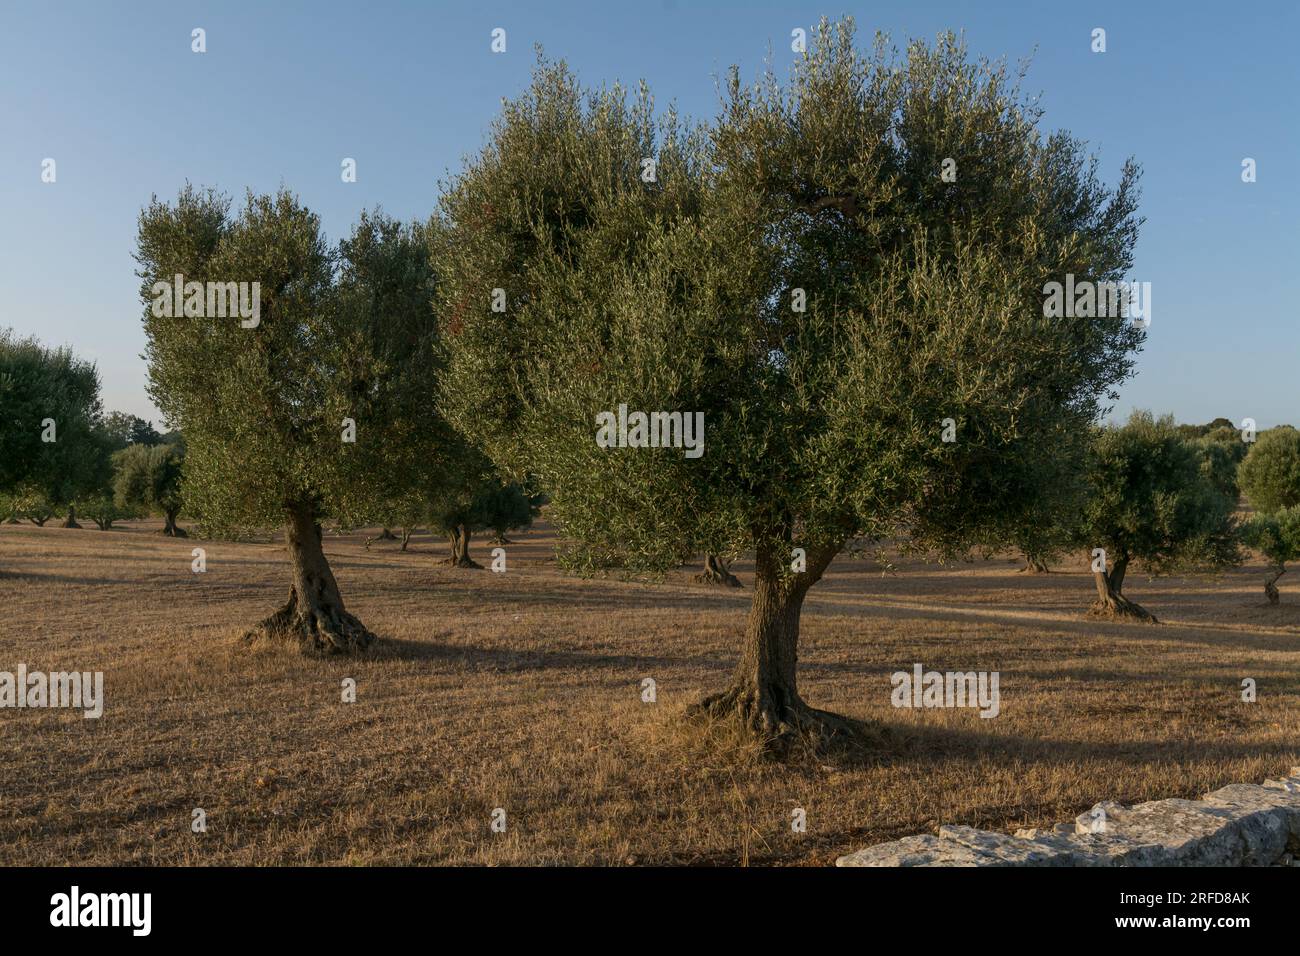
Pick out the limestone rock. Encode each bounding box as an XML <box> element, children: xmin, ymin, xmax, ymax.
<box><xmin>835</xmin><ymin>773</ymin><xmax>1300</xmax><ymax>867</ymax></box>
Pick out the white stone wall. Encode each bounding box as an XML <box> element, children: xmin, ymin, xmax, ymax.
<box><xmin>837</xmin><ymin>769</ymin><xmax>1300</xmax><ymax>866</ymax></box>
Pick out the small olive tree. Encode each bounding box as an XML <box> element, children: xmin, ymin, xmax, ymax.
<box><xmin>1240</xmin><ymin>506</ymin><xmax>1300</xmax><ymax>604</ymax></box>
<box><xmin>0</xmin><ymin>330</ymin><xmax>103</xmax><ymax>550</ymax></box>
<box><xmin>428</xmin><ymin>461</ymin><xmax>541</xmax><ymax>569</ymax></box>
<box><xmin>114</xmin><ymin>441</ymin><xmax>186</xmax><ymax>535</ymax></box>
<box><xmin>1079</xmin><ymin>412</ymin><xmax>1240</xmax><ymax>621</ymax></box>
<box><xmin>436</xmin><ymin>22</ymin><xmax>1145</xmax><ymax>747</ymax></box>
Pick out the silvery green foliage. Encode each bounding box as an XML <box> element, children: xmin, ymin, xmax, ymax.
<box><xmin>135</xmin><ymin>189</ymin><xmax>452</xmax><ymax>537</ymax></box>
<box><xmin>1081</xmin><ymin>411</ymin><xmax>1240</xmax><ymax>574</ymax></box>
<box><xmin>112</xmin><ymin>442</ymin><xmax>184</xmax><ymax>521</ymax></box>
<box><xmin>1238</xmin><ymin>427</ymin><xmax>1300</xmax><ymax>514</ymax></box>
<box><xmin>1240</xmin><ymin>506</ymin><xmax>1300</xmax><ymax>569</ymax></box>
<box><xmin>437</xmin><ymin>19</ymin><xmax>1144</xmax><ymax>573</ymax></box>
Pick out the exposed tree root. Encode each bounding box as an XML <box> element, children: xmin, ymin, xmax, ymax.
<box><xmin>686</xmin><ymin>684</ymin><xmax>877</xmax><ymax>757</ymax></box>
<box><xmin>242</xmin><ymin>588</ymin><xmax>375</xmax><ymax>655</ymax></box>
<box><xmin>444</xmin><ymin>555</ymin><xmax>483</xmax><ymax>569</ymax></box>
<box><xmin>1088</xmin><ymin>593</ymin><xmax>1158</xmax><ymax>623</ymax></box>
<box><xmin>695</xmin><ymin>553</ymin><xmax>743</xmax><ymax>588</ymax></box>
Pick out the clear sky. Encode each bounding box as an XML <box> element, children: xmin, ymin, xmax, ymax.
<box><xmin>1</xmin><ymin>0</ymin><xmax>1295</xmax><ymax>427</ymax></box>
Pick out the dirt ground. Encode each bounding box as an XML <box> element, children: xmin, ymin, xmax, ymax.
<box><xmin>1</xmin><ymin>517</ymin><xmax>1296</xmax><ymax>865</ymax></box>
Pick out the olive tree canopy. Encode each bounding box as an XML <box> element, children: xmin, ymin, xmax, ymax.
<box><xmin>1239</xmin><ymin>427</ymin><xmax>1300</xmax><ymax>513</ymax></box>
<box><xmin>436</xmin><ymin>20</ymin><xmax>1146</xmax><ymax>747</ymax></box>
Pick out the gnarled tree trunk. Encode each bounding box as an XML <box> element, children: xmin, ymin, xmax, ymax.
<box><xmin>162</xmin><ymin>508</ymin><xmax>186</xmax><ymax>537</ymax></box>
<box><xmin>1019</xmin><ymin>552</ymin><xmax>1050</xmax><ymax>573</ymax></box>
<box><xmin>400</xmin><ymin>527</ymin><xmax>413</xmax><ymax>552</ymax></box>
<box><xmin>446</xmin><ymin>523</ymin><xmax>482</xmax><ymax>568</ymax></box>
<box><xmin>1264</xmin><ymin>564</ymin><xmax>1286</xmax><ymax>605</ymax></box>
<box><xmin>696</xmin><ymin>552</ymin><xmax>742</xmax><ymax>587</ymax></box>
<box><xmin>62</xmin><ymin>505</ymin><xmax>81</xmax><ymax>529</ymax></box>
<box><xmin>243</xmin><ymin>500</ymin><xmax>375</xmax><ymax>654</ymax></box>
<box><xmin>688</xmin><ymin>539</ymin><xmax>862</xmax><ymax>750</ymax></box>
<box><xmin>1089</xmin><ymin>553</ymin><xmax>1156</xmax><ymax>622</ymax></box>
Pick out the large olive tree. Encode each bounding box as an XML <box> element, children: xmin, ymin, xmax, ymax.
<box><xmin>436</xmin><ymin>21</ymin><xmax>1145</xmax><ymax>747</ymax></box>
<box><xmin>136</xmin><ymin>191</ymin><xmax>451</xmax><ymax>653</ymax></box>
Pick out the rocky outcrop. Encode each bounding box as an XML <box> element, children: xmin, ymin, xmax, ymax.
<box><xmin>836</xmin><ymin>769</ymin><xmax>1300</xmax><ymax>867</ymax></box>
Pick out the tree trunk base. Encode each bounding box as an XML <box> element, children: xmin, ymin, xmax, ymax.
<box><xmin>1264</xmin><ymin>567</ymin><xmax>1284</xmax><ymax>605</ymax></box>
<box><xmin>1088</xmin><ymin>593</ymin><xmax>1158</xmax><ymax>623</ymax></box>
<box><xmin>686</xmin><ymin>684</ymin><xmax>872</xmax><ymax>755</ymax></box>
<box><xmin>695</xmin><ymin>553</ymin><xmax>743</xmax><ymax>588</ymax></box>
<box><xmin>365</xmin><ymin>529</ymin><xmax>400</xmax><ymax>550</ymax></box>
<box><xmin>242</xmin><ymin>589</ymin><xmax>375</xmax><ymax>655</ymax></box>
<box><xmin>62</xmin><ymin>518</ymin><xmax>82</xmax><ymax>529</ymax></box>
<box><xmin>1018</xmin><ymin>560</ymin><xmax>1050</xmax><ymax>574</ymax></box>
<box><xmin>694</xmin><ymin>566</ymin><xmax>743</xmax><ymax>587</ymax></box>
<box><xmin>443</xmin><ymin>555</ymin><xmax>483</xmax><ymax>569</ymax></box>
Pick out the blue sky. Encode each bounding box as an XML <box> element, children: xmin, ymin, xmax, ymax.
<box><xmin>1</xmin><ymin>0</ymin><xmax>1295</xmax><ymax>427</ymax></box>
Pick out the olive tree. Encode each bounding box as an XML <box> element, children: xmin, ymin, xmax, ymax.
<box><xmin>11</xmin><ymin>485</ymin><xmax>56</xmax><ymax>525</ymax></box>
<box><xmin>427</xmin><ymin>457</ymin><xmax>541</xmax><ymax>568</ymax></box>
<box><xmin>435</xmin><ymin>23</ymin><xmax>1145</xmax><ymax>747</ymax></box>
<box><xmin>136</xmin><ymin>190</ymin><xmax>451</xmax><ymax>653</ymax></box>
<box><xmin>1079</xmin><ymin>412</ymin><xmax>1240</xmax><ymax>621</ymax></box>
<box><xmin>0</xmin><ymin>330</ymin><xmax>103</xmax><ymax>547</ymax></box>
<box><xmin>368</xmin><ymin>441</ymin><xmax>540</xmax><ymax>564</ymax></box>
<box><xmin>1240</xmin><ymin>506</ymin><xmax>1300</xmax><ymax>604</ymax></box>
<box><xmin>113</xmin><ymin>441</ymin><xmax>186</xmax><ymax>535</ymax></box>
<box><xmin>698</xmin><ymin>553</ymin><xmax>743</xmax><ymax>587</ymax></box>
<box><xmin>1239</xmin><ymin>427</ymin><xmax>1300</xmax><ymax>513</ymax></box>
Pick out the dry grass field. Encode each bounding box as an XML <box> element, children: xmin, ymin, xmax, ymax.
<box><xmin>1</xmin><ymin>518</ymin><xmax>1297</xmax><ymax>866</ymax></box>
